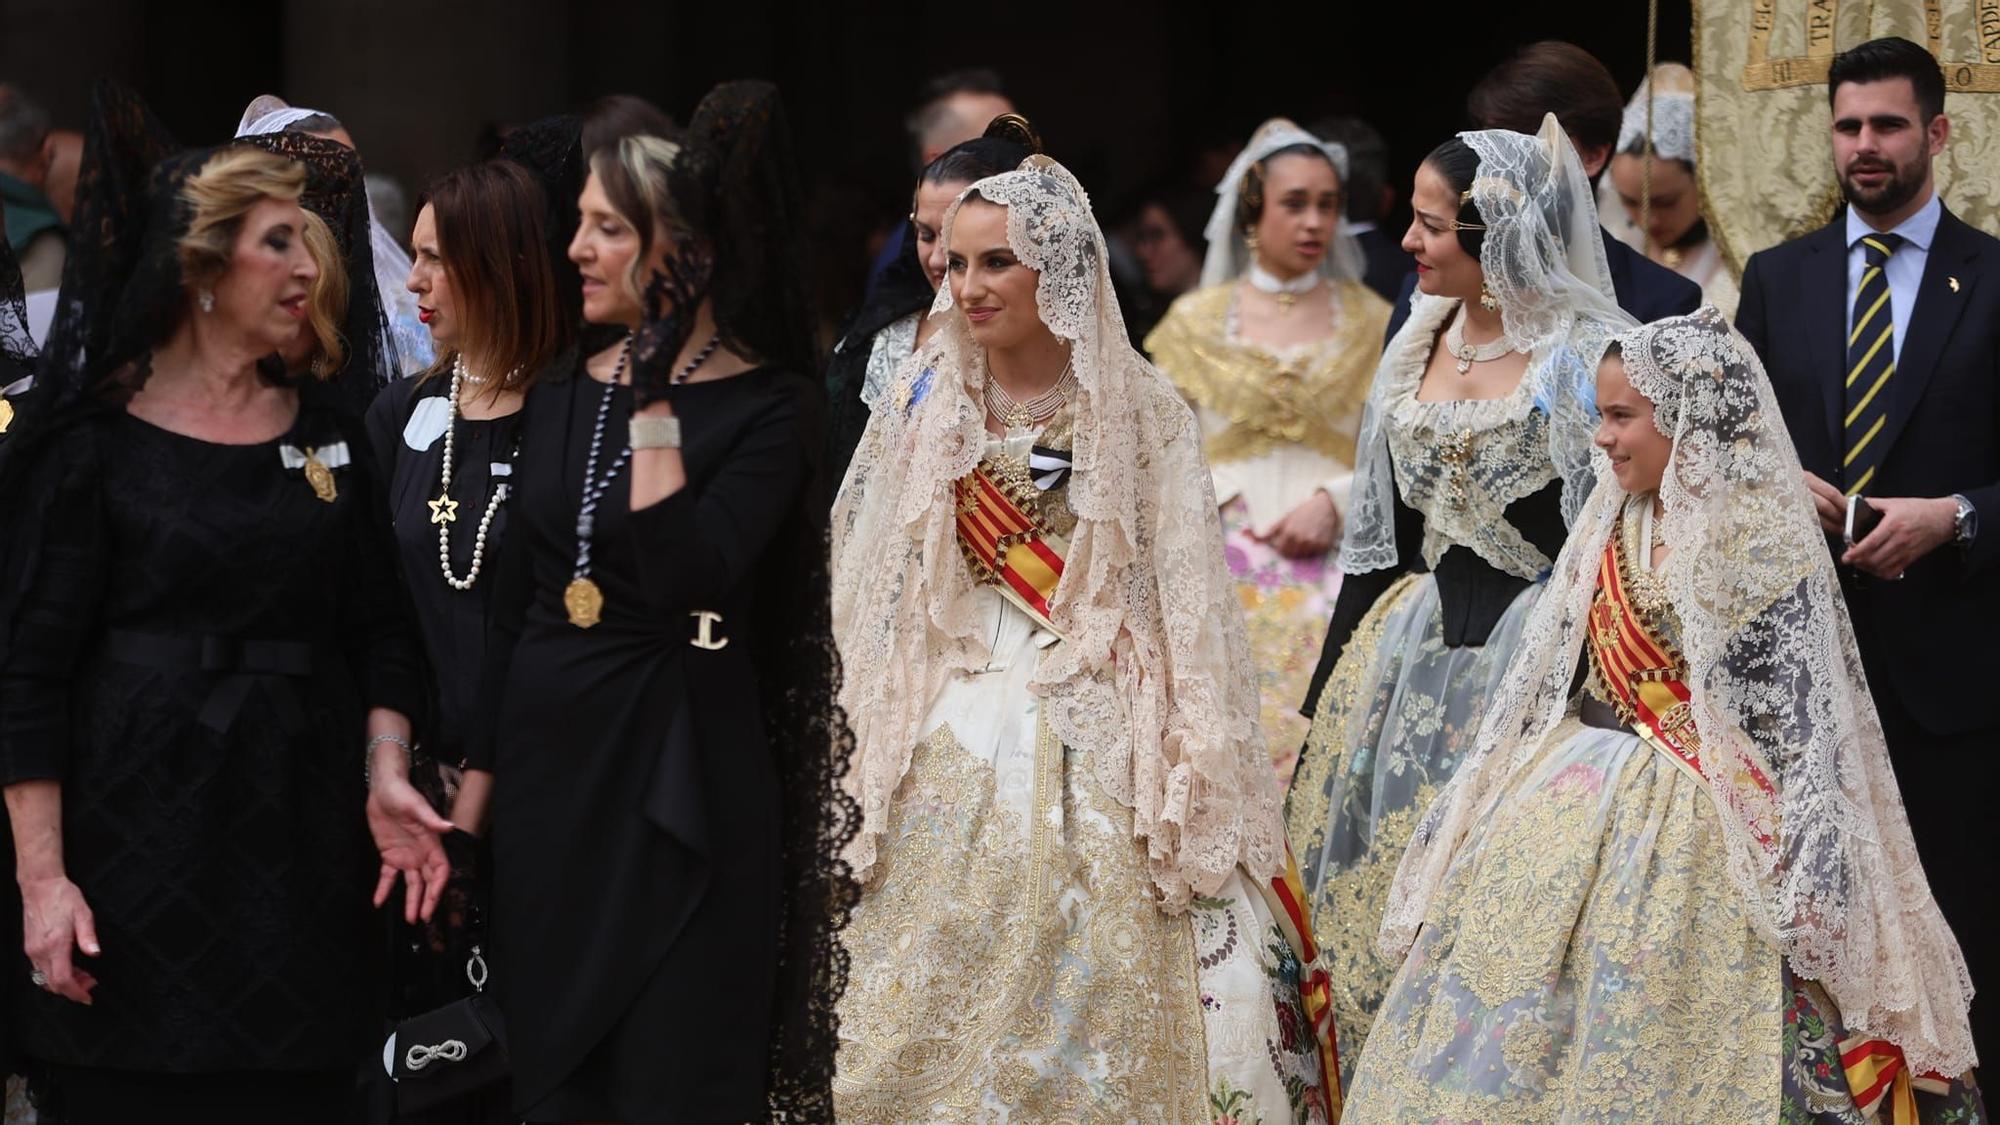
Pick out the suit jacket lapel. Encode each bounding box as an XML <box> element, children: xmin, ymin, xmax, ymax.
<box><xmin>1877</xmin><ymin>208</ymin><xmax>1977</xmax><ymax>468</ymax></box>
<box><xmin>1802</xmin><ymin>220</ymin><xmax>1849</xmax><ymax>453</ymax></box>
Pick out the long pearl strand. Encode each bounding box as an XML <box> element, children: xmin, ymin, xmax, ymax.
<box><xmin>437</xmin><ymin>357</ymin><xmax>510</xmax><ymax>591</ymax></box>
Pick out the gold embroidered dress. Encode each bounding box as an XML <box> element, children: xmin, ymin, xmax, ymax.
<box><xmin>1146</xmin><ymin>278</ymin><xmax>1389</xmax><ymax>781</ymax></box>
<box><xmin>832</xmin><ymin>158</ymin><xmax>1335</xmax><ymax>1125</ymax></box>
<box><xmin>1350</xmin><ymin>311</ymin><xmax>1980</xmax><ymax>1123</ymax></box>
<box><xmin>1346</xmin><ymin>497</ymin><xmax>1983</xmax><ymax>1123</ymax></box>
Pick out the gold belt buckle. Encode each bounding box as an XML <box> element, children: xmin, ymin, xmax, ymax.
<box><xmin>689</xmin><ymin>610</ymin><xmax>728</xmax><ymax>650</ymax></box>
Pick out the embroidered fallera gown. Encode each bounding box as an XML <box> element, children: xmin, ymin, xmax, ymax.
<box><xmin>1147</xmin><ymin>278</ymin><xmax>1388</xmax><ymax>782</ymax></box>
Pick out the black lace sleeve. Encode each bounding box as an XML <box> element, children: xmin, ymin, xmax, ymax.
<box><xmin>0</xmin><ymin>431</ymin><xmax>107</xmax><ymax>785</ymax></box>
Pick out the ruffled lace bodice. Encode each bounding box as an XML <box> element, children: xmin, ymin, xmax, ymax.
<box><xmin>1380</xmin><ymin>297</ymin><xmax>1560</xmax><ymax>582</ymax></box>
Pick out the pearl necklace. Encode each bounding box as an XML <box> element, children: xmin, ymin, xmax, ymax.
<box><xmin>983</xmin><ymin>357</ymin><xmax>1077</xmax><ymax>431</ymax></box>
<box><xmin>1444</xmin><ymin>307</ymin><xmax>1519</xmax><ymax>375</ymax></box>
<box><xmin>433</xmin><ymin>356</ymin><xmax>512</xmax><ymax>592</ymax></box>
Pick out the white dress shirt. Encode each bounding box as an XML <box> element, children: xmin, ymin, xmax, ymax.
<box><xmin>1844</xmin><ymin>191</ymin><xmax>1940</xmax><ymax>365</ymax></box>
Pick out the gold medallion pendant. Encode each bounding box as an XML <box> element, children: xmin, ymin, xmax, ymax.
<box><xmin>564</xmin><ymin>576</ymin><xmax>605</xmax><ymax>629</ymax></box>
<box><xmin>302</xmin><ymin>449</ymin><xmax>338</xmax><ymax>503</ymax></box>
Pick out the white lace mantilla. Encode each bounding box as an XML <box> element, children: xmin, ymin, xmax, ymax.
<box><xmin>859</xmin><ymin>312</ymin><xmax>920</xmax><ymax>412</ymax></box>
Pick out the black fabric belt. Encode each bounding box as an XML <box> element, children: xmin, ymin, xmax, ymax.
<box><xmin>102</xmin><ymin>629</ymin><xmax>317</xmax><ymax>736</ymax></box>
<box><xmin>1578</xmin><ymin>694</ymin><xmax>1632</xmax><ymax>734</ymax></box>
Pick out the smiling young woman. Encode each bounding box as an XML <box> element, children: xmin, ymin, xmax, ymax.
<box><xmin>1285</xmin><ymin>115</ymin><xmax>1637</xmax><ymax>1081</ymax></box>
<box><xmin>832</xmin><ymin>156</ymin><xmax>1337</xmax><ymax>1124</ymax></box>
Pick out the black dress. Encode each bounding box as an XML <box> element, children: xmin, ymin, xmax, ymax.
<box><xmin>0</xmin><ymin>400</ymin><xmax>420</xmax><ymax>1108</ymax></box>
<box><xmin>366</xmin><ymin>374</ymin><xmax>521</xmax><ymax>769</ymax></box>
<box><xmin>470</xmin><ymin>362</ymin><xmax>811</xmax><ymax>1123</ymax></box>
<box><xmin>364</xmin><ymin>373</ymin><xmax>522</xmax><ymax>1125</ymax></box>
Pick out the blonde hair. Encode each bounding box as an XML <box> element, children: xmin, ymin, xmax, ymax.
<box><xmin>587</xmin><ymin>133</ymin><xmax>685</xmax><ymax>305</ymax></box>
<box><xmin>298</xmin><ymin>210</ymin><xmax>347</xmax><ymax>375</ymax></box>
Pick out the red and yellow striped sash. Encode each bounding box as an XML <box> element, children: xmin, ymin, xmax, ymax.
<box><xmin>1260</xmin><ymin>850</ymin><xmax>1342</xmax><ymax>1118</ymax></box>
<box><xmin>954</xmin><ymin>461</ymin><xmax>1065</xmax><ymax>628</ymax></box>
<box><xmin>1839</xmin><ymin>1034</ymin><xmax>1955</xmax><ymax>1124</ymax></box>
<box><xmin>1586</xmin><ymin>536</ymin><xmax>1778</xmax><ymax>847</ymax></box>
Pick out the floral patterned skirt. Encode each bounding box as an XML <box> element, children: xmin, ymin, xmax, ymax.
<box><xmin>1344</xmin><ymin>716</ymin><xmax>1986</xmax><ymax>1123</ymax></box>
<box><xmin>1220</xmin><ymin>495</ymin><xmax>1341</xmax><ymax>786</ymax></box>
<box><xmin>1285</xmin><ymin>571</ymin><xmax>1542</xmax><ymax>1083</ymax></box>
<box><xmin>835</xmin><ymin>593</ymin><xmax>1331</xmax><ymax>1124</ymax></box>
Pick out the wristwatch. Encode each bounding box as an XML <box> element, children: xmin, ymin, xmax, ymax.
<box><xmin>1951</xmin><ymin>493</ymin><xmax>1978</xmax><ymax>545</ymax></box>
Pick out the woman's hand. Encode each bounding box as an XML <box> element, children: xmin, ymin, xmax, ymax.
<box><xmin>21</xmin><ymin>874</ymin><xmax>98</xmax><ymax>1005</ymax></box>
<box><xmin>366</xmin><ymin>744</ymin><xmax>453</xmax><ymax>925</ymax></box>
<box><xmin>1257</xmin><ymin>490</ymin><xmax>1342</xmax><ymax>559</ymax></box>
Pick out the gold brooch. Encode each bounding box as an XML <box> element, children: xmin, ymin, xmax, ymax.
<box><xmin>302</xmin><ymin>447</ymin><xmax>338</xmax><ymax>503</ymax></box>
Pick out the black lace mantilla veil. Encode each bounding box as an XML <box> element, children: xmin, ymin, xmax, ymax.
<box><xmin>670</xmin><ymin>80</ymin><xmax>859</xmax><ymax>1122</ymax></box>
<box><xmin>0</xmin><ymin>81</ymin><xmax>391</xmax><ymax>664</ymax></box>
<box><xmin>499</xmin><ymin>114</ymin><xmax>591</xmax><ymax>335</ymax></box>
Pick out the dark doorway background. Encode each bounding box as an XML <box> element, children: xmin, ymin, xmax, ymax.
<box><xmin>2</xmin><ymin>0</ymin><xmax>1692</xmax><ymax>321</ymax></box>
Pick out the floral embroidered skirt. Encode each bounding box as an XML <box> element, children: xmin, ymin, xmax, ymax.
<box><xmin>1219</xmin><ymin>495</ymin><xmax>1342</xmax><ymax>786</ymax></box>
<box><xmin>1285</xmin><ymin>571</ymin><xmax>1542</xmax><ymax>1083</ymax></box>
<box><xmin>835</xmin><ymin>592</ymin><xmax>1331</xmax><ymax>1124</ymax></box>
<box><xmin>1343</xmin><ymin>716</ymin><xmax>1987</xmax><ymax>1123</ymax></box>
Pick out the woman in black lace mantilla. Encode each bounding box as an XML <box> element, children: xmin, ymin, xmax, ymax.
<box><xmin>0</xmin><ymin>83</ymin><xmax>417</xmax><ymax>1121</ymax></box>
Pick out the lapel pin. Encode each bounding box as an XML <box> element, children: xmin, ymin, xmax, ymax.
<box><xmin>1948</xmin><ymin>276</ymin><xmax>1960</xmax><ymax>292</ymax></box>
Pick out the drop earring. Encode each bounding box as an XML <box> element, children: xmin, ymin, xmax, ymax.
<box><xmin>198</xmin><ymin>289</ymin><xmax>215</xmax><ymax>313</ymax></box>
<box><xmin>1478</xmin><ymin>282</ymin><xmax>1499</xmax><ymax>312</ymax></box>
<box><xmin>1244</xmin><ymin>230</ymin><xmax>1261</xmax><ymax>252</ymax></box>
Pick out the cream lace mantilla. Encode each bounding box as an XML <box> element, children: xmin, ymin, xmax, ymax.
<box><xmin>1342</xmin><ymin>116</ymin><xmax>1633</xmax><ymax>576</ymax></box>
<box><xmin>1384</xmin><ymin>309</ymin><xmax>1977</xmax><ymax>1076</ymax></box>
<box><xmin>832</xmin><ymin>157</ymin><xmax>1283</xmax><ymax>909</ymax></box>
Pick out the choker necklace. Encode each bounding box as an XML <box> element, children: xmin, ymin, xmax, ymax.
<box><xmin>432</xmin><ymin>356</ymin><xmax>513</xmax><ymax>591</ymax></box>
<box><xmin>1247</xmin><ymin>262</ymin><xmax>1321</xmax><ymax>314</ymax></box>
<box><xmin>563</xmin><ymin>333</ymin><xmax>720</xmax><ymax>629</ymax></box>
<box><xmin>984</xmin><ymin>357</ymin><xmax>1077</xmax><ymax>434</ymax></box>
<box><xmin>1444</xmin><ymin>307</ymin><xmax>1518</xmax><ymax>375</ymax></box>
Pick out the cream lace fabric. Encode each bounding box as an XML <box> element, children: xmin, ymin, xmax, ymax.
<box><xmin>1200</xmin><ymin>118</ymin><xmax>1366</xmax><ymax>289</ymax></box>
<box><xmin>1383</xmin><ymin>308</ymin><xmax>1977</xmax><ymax>1076</ymax></box>
<box><xmin>1373</xmin><ymin>297</ymin><xmax>1561</xmax><ymax>581</ymax></box>
<box><xmin>1343</xmin><ymin>114</ymin><xmax>1633</xmax><ymax>575</ymax></box>
<box><xmin>831</xmin><ymin>157</ymin><xmax>1283</xmax><ymax>908</ymax></box>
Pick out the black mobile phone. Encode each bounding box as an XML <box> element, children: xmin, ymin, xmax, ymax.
<box><xmin>1845</xmin><ymin>494</ymin><xmax>1883</xmax><ymax>546</ymax></box>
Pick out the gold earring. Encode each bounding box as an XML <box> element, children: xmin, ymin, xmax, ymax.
<box><xmin>1479</xmin><ymin>283</ymin><xmax>1499</xmax><ymax>312</ymax></box>
<box><xmin>1245</xmin><ymin>230</ymin><xmax>1261</xmax><ymax>251</ymax></box>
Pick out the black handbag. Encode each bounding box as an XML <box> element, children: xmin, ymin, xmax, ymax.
<box><xmin>385</xmin><ymin>942</ymin><xmax>511</xmax><ymax>1113</ymax></box>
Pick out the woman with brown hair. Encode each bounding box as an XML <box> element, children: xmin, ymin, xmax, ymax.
<box><xmin>359</xmin><ymin>154</ymin><xmax>572</xmax><ymax>1123</ymax></box>
<box><xmin>0</xmin><ymin>86</ymin><xmax>415</xmax><ymax>1121</ymax></box>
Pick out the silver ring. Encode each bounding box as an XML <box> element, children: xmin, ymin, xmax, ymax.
<box><xmin>28</xmin><ymin>969</ymin><xmax>46</xmax><ymax>988</ymax></box>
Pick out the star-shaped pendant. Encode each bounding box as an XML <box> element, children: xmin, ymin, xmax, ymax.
<box><xmin>429</xmin><ymin>494</ymin><xmax>460</xmax><ymax>524</ymax></box>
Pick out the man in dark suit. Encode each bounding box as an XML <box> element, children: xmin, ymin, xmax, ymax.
<box><xmin>1737</xmin><ymin>35</ymin><xmax>1999</xmax><ymax>1068</ymax></box>
<box><xmin>1383</xmin><ymin>41</ymin><xmax>1701</xmax><ymax>341</ymax></box>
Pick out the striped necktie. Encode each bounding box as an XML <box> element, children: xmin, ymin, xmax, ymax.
<box><xmin>1843</xmin><ymin>232</ymin><xmax>1906</xmax><ymax>496</ymax></box>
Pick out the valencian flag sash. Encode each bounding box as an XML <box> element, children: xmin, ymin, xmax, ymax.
<box><xmin>1837</xmin><ymin>1034</ymin><xmax>1957</xmax><ymax>1124</ymax></box>
<box><xmin>1258</xmin><ymin>850</ymin><xmax>1343</xmax><ymax>1118</ymax></box>
<box><xmin>953</xmin><ymin>458</ymin><xmax>1067</xmax><ymax>633</ymax></box>
<box><xmin>1585</xmin><ymin>534</ymin><xmax>1780</xmax><ymax>850</ymax></box>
